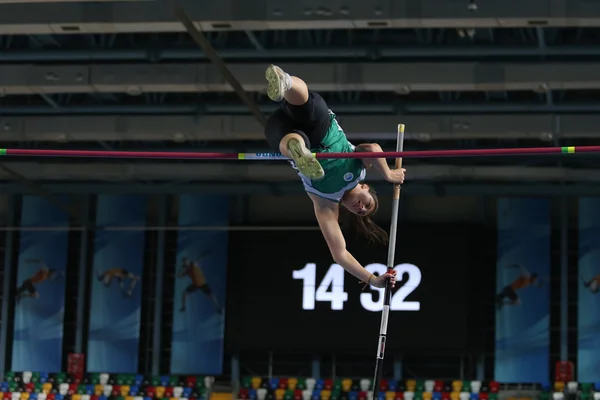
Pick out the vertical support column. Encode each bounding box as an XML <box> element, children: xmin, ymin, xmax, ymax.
<box><xmin>393</xmin><ymin>356</ymin><xmax>402</xmax><ymax>380</ymax></box>
<box><xmin>311</xmin><ymin>355</ymin><xmax>320</xmax><ymax>379</ymax></box>
<box><xmin>560</xmin><ymin>195</ymin><xmax>568</xmax><ymax>361</ymax></box>
<box><xmin>231</xmin><ymin>353</ymin><xmax>240</xmax><ymax>395</ymax></box>
<box><xmin>0</xmin><ymin>195</ymin><xmax>17</xmax><ymax>379</ymax></box>
<box><xmin>151</xmin><ymin>196</ymin><xmax>167</xmax><ymax>375</ymax></box>
<box><xmin>75</xmin><ymin>195</ymin><xmax>90</xmax><ymax>353</ymax></box>
<box><xmin>476</xmin><ymin>354</ymin><xmax>484</xmax><ymax>380</ymax></box>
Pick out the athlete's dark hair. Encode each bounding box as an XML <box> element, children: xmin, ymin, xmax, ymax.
<box><xmin>342</xmin><ymin>185</ymin><xmax>388</xmax><ymax>245</ymax></box>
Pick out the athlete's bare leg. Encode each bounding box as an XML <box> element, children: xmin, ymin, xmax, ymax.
<box><xmin>265</xmin><ymin>65</ymin><xmax>324</xmax><ymax>180</ymax></box>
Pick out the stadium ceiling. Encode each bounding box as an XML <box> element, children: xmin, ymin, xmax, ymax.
<box><xmin>1</xmin><ymin>162</ymin><xmax>599</xmax><ymax>183</ymax></box>
<box><xmin>1</xmin><ymin>62</ymin><xmax>598</xmax><ymax>95</ymax></box>
<box><xmin>3</xmin><ymin>114</ymin><xmax>599</xmax><ymax>142</ymax></box>
<box><xmin>0</xmin><ymin>0</ymin><xmax>597</xmax><ymax>34</ymax></box>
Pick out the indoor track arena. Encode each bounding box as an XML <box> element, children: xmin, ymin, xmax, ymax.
<box><xmin>0</xmin><ymin>2</ymin><xmax>598</xmax><ymax>400</ymax></box>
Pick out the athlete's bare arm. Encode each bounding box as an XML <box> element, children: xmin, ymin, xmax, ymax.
<box><xmin>355</xmin><ymin>143</ymin><xmax>405</xmax><ymax>184</ymax></box>
<box><xmin>308</xmin><ymin>193</ymin><xmax>396</xmax><ymax>288</ymax></box>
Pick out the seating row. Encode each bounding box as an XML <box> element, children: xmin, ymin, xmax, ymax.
<box><xmin>241</xmin><ymin>379</ymin><xmax>499</xmax><ymax>394</ymax></box>
<box><xmin>0</xmin><ymin>394</ymin><xmax>203</xmax><ymax>400</ymax></box>
<box><xmin>552</xmin><ymin>383</ymin><xmax>600</xmax><ymax>393</ymax></box>
<box><xmin>2</xmin><ymin>373</ymin><xmax>209</xmax><ymax>389</ymax></box>
<box><xmin>238</xmin><ymin>389</ymin><xmax>500</xmax><ymax>400</ymax></box>
<box><xmin>0</xmin><ymin>383</ymin><xmax>205</xmax><ymax>399</ymax></box>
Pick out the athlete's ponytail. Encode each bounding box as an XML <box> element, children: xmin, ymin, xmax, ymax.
<box><xmin>343</xmin><ymin>186</ymin><xmax>388</xmax><ymax>245</ymax></box>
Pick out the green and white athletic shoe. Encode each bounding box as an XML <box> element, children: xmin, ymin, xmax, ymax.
<box><xmin>265</xmin><ymin>64</ymin><xmax>291</xmax><ymax>102</ymax></box>
<box><xmin>287</xmin><ymin>138</ymin><xmax>325</xmax><ymax>181</ymax></box>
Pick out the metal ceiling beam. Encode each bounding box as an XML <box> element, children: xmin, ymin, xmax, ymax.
<box><xmin>1</xmin><ymin>163</ymin><xmax>599</xmax><ymax>183</ymax></box>
<box><xmin>7</xmin><ymin>47</ymin><xmax>600</xmax><ymax>63</ymax></box>
<box><xmin>0</xmin><ymin>0</ymin><xmax>597</xmax><ymax>34</ymax></box>
<box><xmin>0</xmin><ymin>181</ymin><xmax>597</xmax><ymax>197</ymax></box>
<box><xmin>172</xmin><ymin>3</ymin><xmax>265</xmax><ymax>126</ymax></box>
<box><xmin>2</xmin><ymin>113</ymin><xmax>599</xmax><ymax>142</ymax></box>
<box><xmin>2</xmin><ymin>62</ymin><xmax>599</xmax><ymax>95</ymax></box>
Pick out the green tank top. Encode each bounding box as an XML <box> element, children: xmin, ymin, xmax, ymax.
<box><xmin>296</xmin><ymin>113</ymin><xmax>366</xmax><ymax>202</ymax></box>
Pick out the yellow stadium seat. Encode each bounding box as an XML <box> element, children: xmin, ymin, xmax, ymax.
<box><xmin>554</xmin><ymin>383</ymin><xmax>565</xmax><ymax>392</ymax></box>
<box><xmin>321</xmin><ymin>390</ymin><xmax>332</xmax><ymax>400</ymax></box>
<box><xmin>451</xmin><ymin>393</ymin><xmax>460</xmax><ymax>400</ymax></box>
<box><xmin>125</xmin><ymin>396</ymin><xmax>134</xmax><ymax>400</ymax></box>
<box><xmin>121</xmin><ymin>387</ymin><xmax>131</xmax><ymax>397</ymax></box>
<box><xmin>43</xmin><ymin>384</ymin><xmax>52</xmax><ymax>394</ymax></box>
<box><xmin>251</xmin><ymin>378</ymin><xmax>262</xmax><ymax>390</ymax></box>
<box><xmin>156</xmin><ymin>387</ymin><xmax>166</xmax><ymax>399</ymax></box>
<box><xmin>452</xmin><ymin>382</ymin><xmax>462</xmax><ymax>393</ymax></box>
<box><xmin>342</xmin><ymin>380</ymin><xmax>352</xmax><ymax>393</ymax></box>
<box><xmin>423</xmin><ymin>392</ymin><xmax>432</xmax><ymax>400</ymax></box>
<box><xmin>94</xmin><ymin>385</ymin><xmax>103</xmax><ymax>396</ymax></box>
<box><xmin>385</xmin><ymin>392</ymin><xmax>396</xmax><ymax>400</ymax></box>
<box><xmin>288</xmin><ymin>378</ymin><xmax>298</xmax><ymax>391</ymax></box>
<box><xmin>275</xmin><ymin>389</ymin><xmax>285</xmax><ymax>400</ymax></box>
<box><xmin>406</xmin><ymin>381</ymin><xmax>417</xmax><ymax>392</ymax></box>
<box><xmin>20</xmin><ymin>393</ymin><xmax>29</xmax><ymax>400</ymax></box>
<box><xmin>0</xmin><ymin>392</ymin><xmax>4</xmax><ymax>400</ymax></box>
<box><xmin>71</xmin><ymin>395</ymin><xmax>81</xmax><ymax>400</ymax></box>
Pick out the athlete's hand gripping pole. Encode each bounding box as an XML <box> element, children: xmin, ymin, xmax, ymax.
<box><xmin>371</xmin><ymin>124</ymin><xmax>405</xmax><ymax>400</ymax></box>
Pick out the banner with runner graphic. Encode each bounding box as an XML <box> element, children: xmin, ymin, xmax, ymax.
<box><xmin>578</xmin><ymin>198</ymin><xmax>600</xmax><ymax>381</ymax></box>
<box><xmin>170</xmin><ymin>195</ymin><xmax>229</xmax><ymax>374</ymax></box>
<box><xmin>495</xmin><ymin>198</ymin><xmax>550</xmax><ymax>382</ymax></box>
<box><xmin>87</xmin><ymin>195</ymin><xmax>147</xmax><ymax>372</ymax></box>
<box><xmin>12</xmin><ymin>196</ymin><xmax>69</xmax><ymax>371</ymax></box>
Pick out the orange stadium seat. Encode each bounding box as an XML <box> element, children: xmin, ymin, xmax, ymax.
<box><xmin>450</xmin><ymin>392</ymin><xmax>460</xmax><ymax>400</ymax></box>
<box><xmin>275</xmin><ymin>388</ymin><xmax>285</xmax><ymax>400</ymax></box>
<box><xmin>406</xmin><ymin>381</ymin><xmax>416</xmax><ymax>393</ymax></box>
<box><xmin>341</xmin><ymin>381</ymin><xmax>352</xmax><ymax>393</ymax></box>
<box><xmin>423</xmin><ymin>392</ymin><xmax>432</xmax><ymax>400</ymax></box>
<box><xmin>288</xmin><ymin>380</ymin><xmax>298</xmax><ymax>391</ymax></box>
<box><xmin>452</xmin><ymin>382</ymin><xmax>462</xmax><ymax>393</ymax></box>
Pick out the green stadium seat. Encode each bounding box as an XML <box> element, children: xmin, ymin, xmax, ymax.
<box><xmin>416</xmin><ymin>381</ymin><xmax>425</xmax><ymax>393</ymax></box>
<box><xmin>151</xmin><ymin>377</ymin><xmax>160</xmax><ymax>386</ymax></box>
<box><xmin>539</xmin><ymin>392</ymin><xmax>551</xmax><ymax>400</ymax></box>
<box><xmin>297</xmin><ymin>379</ymin><xmax>307</xmax><ymax>391</ymax></box>
<box><xmin>169</xmin><ymin>376</ymin><xmax>179</xmax><ymax>387</ymax></box>
<box><xmin>461</xmin><ymin>382</ymin><xmax>471</xmax><ymax>393</ymax></box>
<box><xmin>5</xmin><ymin>372</ymin><xmax>15</xmax><ymax>382</ymax></box>
<box><xmin>488</xmin><ymin>394</ymin><xmax>498</xmax><ymax>400</ymax></box>
<box><xmin>284</xmin><ymin>390</ymin><xmax>294</xmax><ymax>400</ymax></box>
<box><xmin>55</xmin><ymin>374</ymin><xmax>67</xmax><ymax>385</ymax></box>
<box><xmin>242</xmin><ymin>378</ymin><xmax>252</xmax><ymax>389</ymax></box>
<box><xmin>580</xmin><ymin>393</ymin><xmax>591</xmax><ymax>400</ymax></box>
<box><xmin>333</xmin><ymin>380</ymin><xmax>341</xmax><ymax>392</ymax></box>
<box><xmin>89</xmin><ymin>374</ymin><xmax>100</xmax><ymax>385</ymax></box>
<box><xmin>581</xmin><ymin>384</ymin><xmax>593</xmax><ymax>394</ymax></box>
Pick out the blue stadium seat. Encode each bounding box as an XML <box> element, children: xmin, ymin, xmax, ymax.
<box><xmin>433</xmin><ymin>393</ymin><xmax>442</xmax><ymax>400</ymax></box>
<box><xmin>594</xmin><ymin>384</ymin><xmax>600</xmax><ymax>392</ymax></box>
<box><xmin>39</xmin><ymin>374</ymin><xmax>48</xmax><ymax>384</ymax></box>
<box><xmin>134</xmin><ymin>376</ymin><xmax>143</xmax><ymax>386</ymax></box>
<box><xmin>315</xmin><ymin>381</ymin><xmax>325</xmax><ymax>391</ymax></box>
<box><xmin>249</xmin><ymin>390</ymin><xmax>257</xmax><ymax>400</ymax></box>
<box><xmin>377</xmin><ymin>392</ymin><xmax>385</xmax><ymax>400</ymax></box>
<box><xmin>30</xmin><ymin>394</ymin><xmax>38</xmax><ymax>400</ymax></box>
<box><xmin>130</xmin><ymin>386</ymin><xmax>139</xmax><ymax>396</ymax></box>
<box><xmin>86</xmin><ymin>385</ymin><xmax>94</xmax><ymax>394</ymax></box>
<box><xmin>270</xmin><ymin>379</ymin><xmax>280</xmax><ymax>391</ymax></box>
<box><xmin>98</xmin><ymin>395</ymin><xmax>107</xmax><ymax>400</ymax></box>
<box><xmin>470</xmin><ymin>394</ymin><xmax>479</xmax><ymax>400</ymax></box>
<box><xmin>349</xmin><ymin>392</ymin><xmax>359</xmax><ymax>400</ymax></box>
<box><xmin>183</xmin><ymin>388</ymin><xmax>192</xmax><ymax>397</ymax></box>
<box><xmin>160</xmin><ymin>377</ymin><xmax>170</xmax><ymax>387</ymax></box>
<box><xmin>55</xmin><ymin>395</ymin><xmax>63</xmax><ymax>400</ymax></box>
<box><xmin>311</xmin><ymin>390</ymin><xmax>321</xmax><ymax>400</ymax></box>
<box><xmin>388</xmin><ymin>381</ymin><xmax>398</xmax><ymax>392</ymax></box>
<box><xmin>144</xmin><ymin>397</ymin><xmax>152</xmax><ymax>400</ymax></box>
